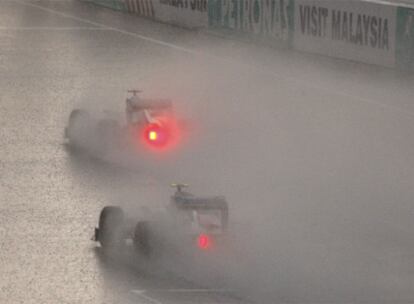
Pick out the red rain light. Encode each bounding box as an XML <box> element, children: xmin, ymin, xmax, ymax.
<box><xmin>148</xmin><ymin>130</ymin><xmax>158</xmax><ymax>141</ymax></box>
<box><xmin>197</xmin><ymin>234</ymin><xmax>212</xmax><ymax>250</ymax></box>
<box><xmin>143</xmin><ymin>124</ymin><xmax>168</xmax><ymax>148</ymax></box>
<box><xmin>137</xmin><ymin>115</ymin><xmax>183</xmax><ymax>153</ymax></box>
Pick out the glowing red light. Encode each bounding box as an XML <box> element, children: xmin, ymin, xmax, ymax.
<box><xmin>197</xmin><ymin>234</ymin><xmax>212</xmax><ymax>250</ymax></box>
<box><xmin>137</xmin><ymin>115</ymin><xmax>184</xmax><ymax>153</ymax></box>
<box><xmin>148</xmin><ymin>130</ymin><xmax>158</xmax><ymax>141</ymax></box>
<box><xmin>143</xmin><ymin>124</ymin><xmax>168</xmax><ymax>148</ymax></box>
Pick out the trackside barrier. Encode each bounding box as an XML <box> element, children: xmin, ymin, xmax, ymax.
<box><xmin>124</xmin><ymin>0</ymin><xmax>155</xmax><ymax>18</ymax></box>
<box><xmin>155</xmin><ymin>0</ymin><xmax>208</xmax><ymax>27</ymax></box>
<box><xmin>396</xmin><ymin>6</ymin><xmax>414</xmax><ymax>70</ymax></box>
<box><xmin>89</xmin><ymin>0</ymin><xmax>125</xmax><ymax>11</ymax></box>
<box><xmin>92</xmin><ymin>0</ymin><xmax>208</xmax><ymax>27</ymax></box>
<box><xmin>207</xmin><ymin>0</ymin><xmax>294</xmax><ymax>47</ymax></box>
<box><xmin>83</xmin><ymin>0</ymin><xmax>414</xmax><ymax>70</ymax></box>
<box><xmin>292</xmin><ymin>0</ymin><xmax>396</xmax><ymax>67</ymax></box>
<box><xmin>207</xmin><ymin>0</ymin><xmax>414</xmax><ymax>70</ymax></box>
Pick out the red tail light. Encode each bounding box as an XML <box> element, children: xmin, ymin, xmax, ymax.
<box><xmin>148</xmin><ymin>130</ymin><xmax>158</xmax><ymax>141</ymax></box>
<box><xmin>137</xmin><ymin>116</ymin><xmax>183</xmax><ymax>153</ymax></box>
<box><xmin>143</xmin><ymin>124</ymin><xmax>168</xmax><ymax>147</ymax></box>
<box><xmin>197</xmin><ymin>234</ymin><xmax>212</xmax><ymax>250</ymax></box>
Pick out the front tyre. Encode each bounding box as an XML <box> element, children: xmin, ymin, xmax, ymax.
<box><xmin>66</xmin><ymin>109</ymin><xmax>90</xmax><ymax>148</ymax></box>
<box><xmin>98</xmin><ymin>206</ymin><xmax>124</xmax><ymax>250</ymax></box>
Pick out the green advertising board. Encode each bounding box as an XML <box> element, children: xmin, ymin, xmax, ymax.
<box><xmin>396</xmin><ymin>6</ymin><xmax>414</xmax><ymax>70</ymax></box>
<box><xmin>89</xmin><ymin>0</ymin><xmax>125</xmax><ymax>12</ymax></box>
<box><xmin>208</xmin><ymin>0</ymin><xmax>294</xmax><ymax>46</ymax></box>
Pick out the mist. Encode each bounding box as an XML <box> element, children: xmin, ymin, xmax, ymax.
<box><xmin>69</xmin><ymin>38</ymin><xmax>414</xmax><ymax>303</ymax></box>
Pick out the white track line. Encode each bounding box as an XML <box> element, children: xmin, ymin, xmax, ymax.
<box><xmin>16</xmin><ymin>0</ymin><xmax>414</xmax><ymax>118</ymax></box>
<box><xmin>130</xmin><ymin>289</ymin><xmax>233</xmax><ymax>304</ymax></box>
<box><xmin>131</xmin><ymin>288</ymin><xmax>232</xmax><ymax>293</ymax></box>
<box><xmin>15</xmin><ymin>0</ymin><xmax>195</xmax><ymax>53</ymax></box>
<box><xmin>130</xmin><ymin>290</ymin><xmax>164</xmax><ymax>304</ymax></box>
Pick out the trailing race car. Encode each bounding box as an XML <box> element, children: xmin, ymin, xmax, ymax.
<box><xmin>65</xmin><ymin>90</ymin><xmax>185</xmax><ymax>156</ymax></box>
<box><xmin>94</xmin><ymin>184</ymin><xmax>229</xmax><ymax>257</ymax></box>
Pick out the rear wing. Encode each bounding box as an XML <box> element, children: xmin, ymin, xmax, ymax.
<box><xmin>173</xmin><ymin>195</ymin><xmax>229</xmax><ymax>227</ymax></box>
<box><xmin>127</xmin><ymin>99</ymin><xmax>173</xmax><ymax>112</ymax></box>
<box><xmin>174</xmin><ymin>196</ymin><xmax>227</xmax><ymax>209</ymax></box>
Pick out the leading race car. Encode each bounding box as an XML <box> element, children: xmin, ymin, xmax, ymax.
<box><xmin>94</xmin><ymin>184</ymin><xmax>229</xmax><ymax>257</ymax></box>
<box><xmin>65</xmin><ymin>90</ymin><xmax>186</xmax><ymax>156</ymax></box>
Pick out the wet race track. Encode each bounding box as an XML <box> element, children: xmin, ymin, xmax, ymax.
<box><xmin>1</xmin><ymin>1</ymin><xmax>414</xmax><ymax>303</ymax></box>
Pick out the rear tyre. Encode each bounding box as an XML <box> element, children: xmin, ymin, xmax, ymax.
<box><xmin>133</xmin><ymin>221</ymin><xmax>152</xmax><ymax>257</ymax></box>
<box><xmin>66</xmin><ymin>109</ymin><xmax>90</xmax><ymax>148</ymax></box>
<box><xmin>94</xmin><ymin>120</ymin><xmax>119</xmax><ymax>157</ymax></box>
<box><xmin>98</xmin><ymin>206</ymin><xmax>124</xmax><ymax>250</ymax></box>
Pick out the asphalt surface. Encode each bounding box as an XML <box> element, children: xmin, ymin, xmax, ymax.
<box><xmin>1</xmin><ymin>1</ymin><xmax>414</xmax><ymax>304</ymax></box>
<box><xmin>0</xmin><ymin>1</ymin><xmax>248</xmax><ymax>303</ymax></box>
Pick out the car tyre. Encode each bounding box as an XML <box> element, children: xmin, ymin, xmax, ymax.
<box><xmin>133</xmin><ymin>221</ymin><xmax>152</xmax><ymax>257</ymax></box>
<box><xmin>94</xmin><ymin>120</ymin><xmax>119</xmax><ymax>157</ymax></box>
<box><xmin>66</xmin><ymin>109</ymin><xmax>90</xmax><ymax>148</ymax></box>
<box><xmin>98</xmin><ymin>206</ymin><xmax>124</xmax><ymax>250</ymax></box>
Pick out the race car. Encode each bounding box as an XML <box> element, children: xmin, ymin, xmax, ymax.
<box><xmin>94</xmin><ymin>184</ymin><xmax>229</xmax><ymax>257</ymax></box>
<box><xmin>65</xmin><ymin>90</ymin><xmax>185</xmax><ymax>156</ymax></box>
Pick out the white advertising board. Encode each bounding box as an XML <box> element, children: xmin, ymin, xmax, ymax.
<box><xmin>155</xmin><ymin>0</ymin><xmax>208</xmax><ymax>28</ymax></box>
<box><xmin>124</xmin><ymin>0</ymin><xmax>208</xmax><ymax>28</ymax></box>
<box><xmin>293</xmin><ymin>0</ymin><xmax>396</xmax><ymax>67</ymax></box>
